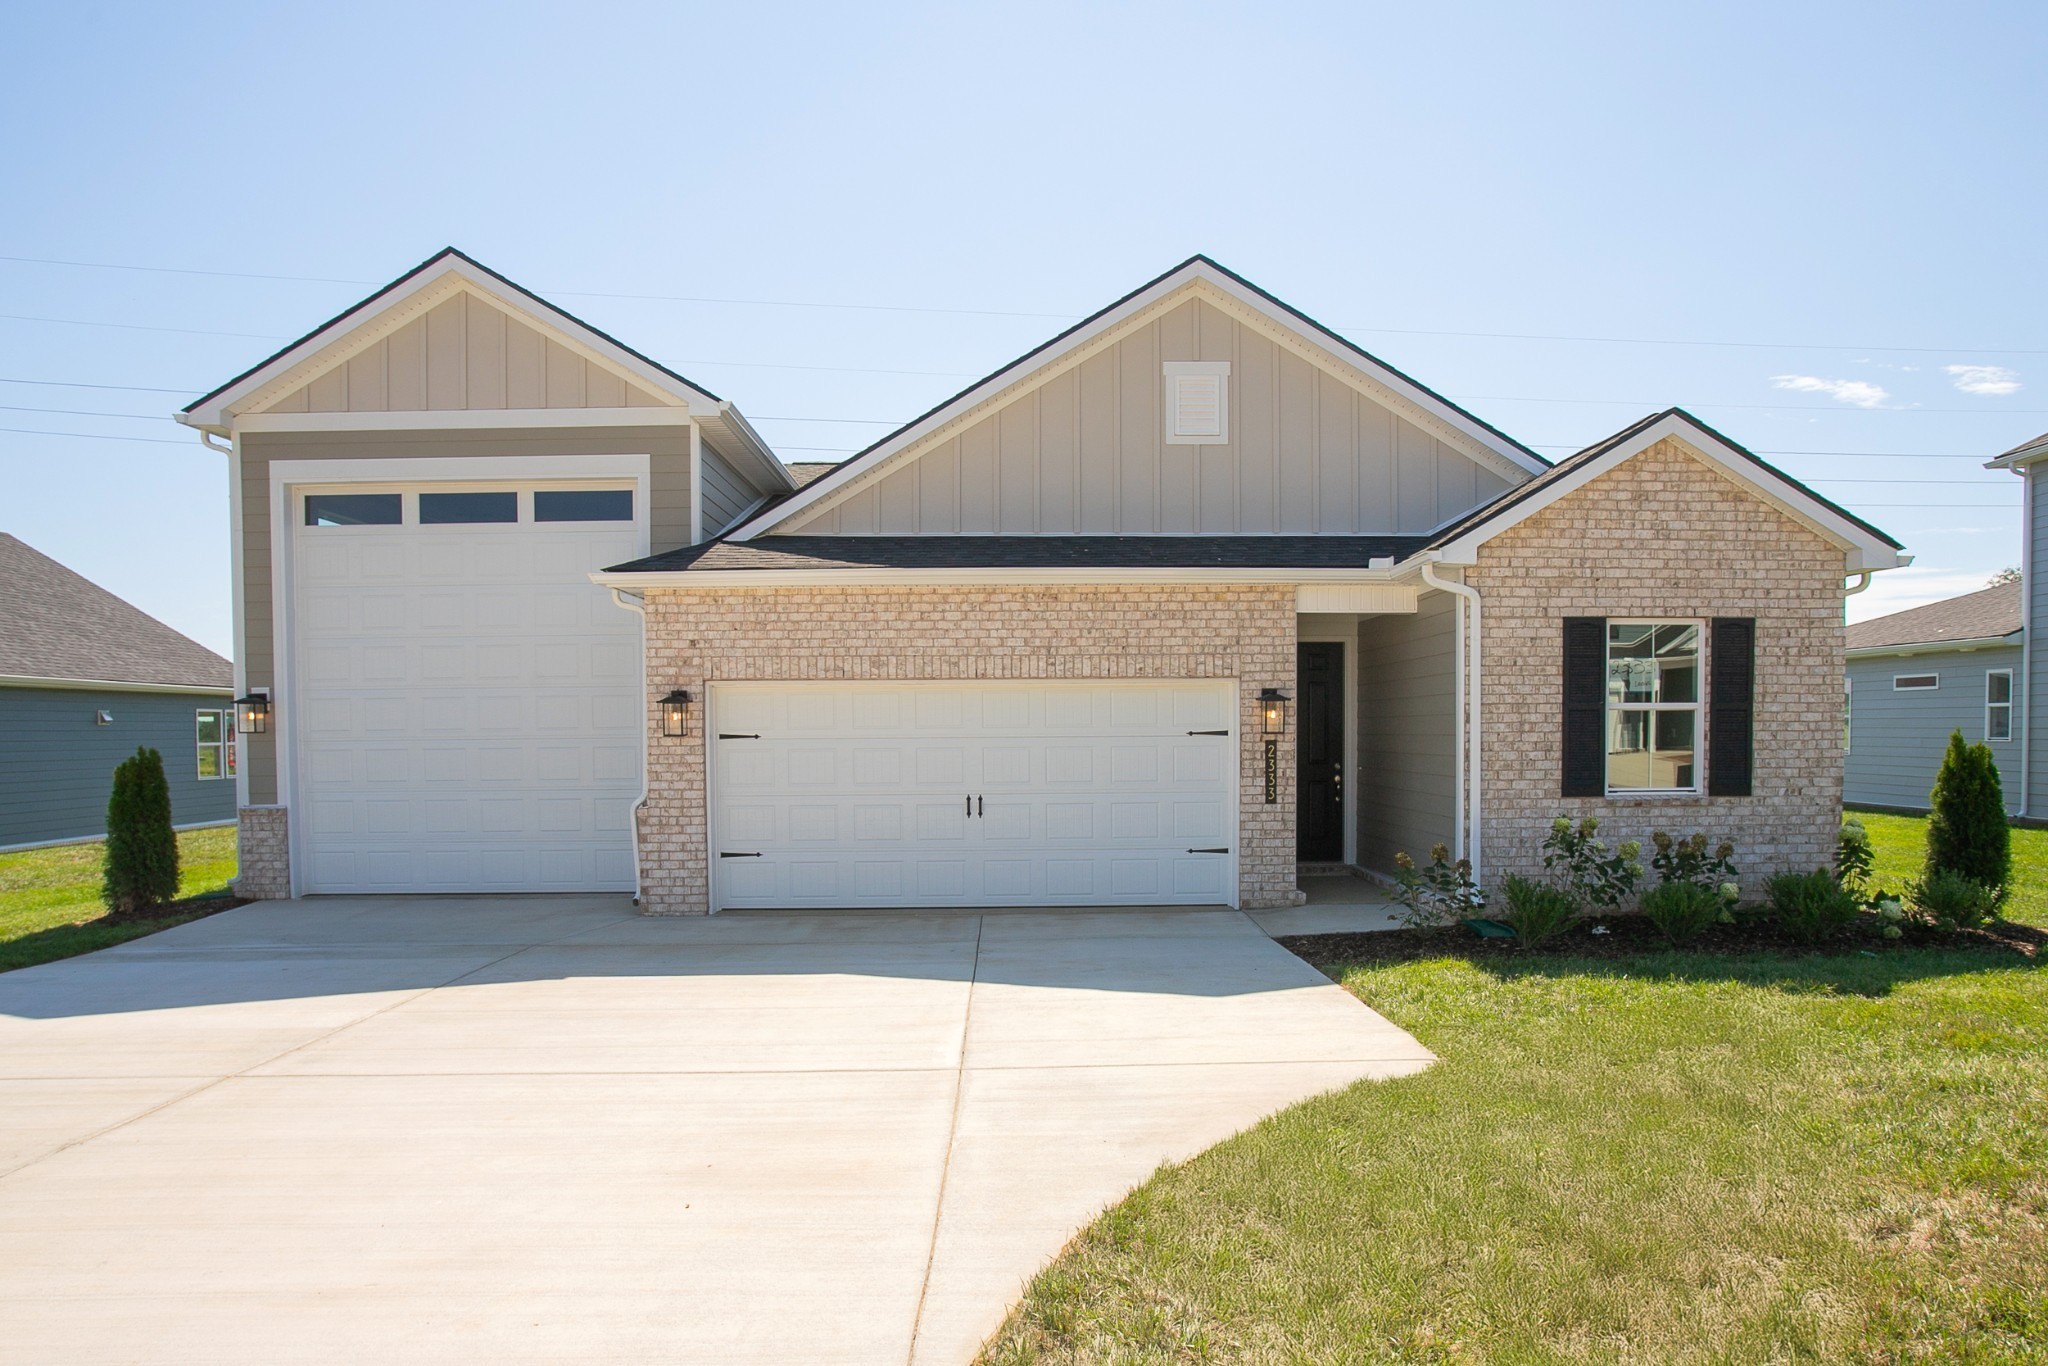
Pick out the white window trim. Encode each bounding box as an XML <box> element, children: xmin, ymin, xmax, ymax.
<box><xmin>195</xmin><ymin>708</ymin><xmax>234</xmax><ymax>781</ymax></box>
<box><xmin>1604</xmin><ymin>618</ymin><xmax>1705</xmax><ymax>797</ymax></box>
<box><xmin>1162</xmin><ymin>360</ymin><xmax>1230</xmax><ymax>445</ymax></box>
<box><xmin>1893</xmin><ymin>673</ymin><xmax>1939</xmax><ymax>691</ymax></box>
<box><xmin>1987</xmin><ymin>668</ymin><xmax>2014</xmax><ymax>742</ymax></box>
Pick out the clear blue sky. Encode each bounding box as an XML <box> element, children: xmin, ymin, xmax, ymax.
<box><xmin>4</xmin><ymin>2</ymin><xmax>2042</xmax><ymax>655</ymax></box>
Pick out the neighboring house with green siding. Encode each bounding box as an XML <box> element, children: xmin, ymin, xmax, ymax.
<box><xmin>0</xmin><ymin>533</ymin><xmax>235</xmax><ymax>849</ymax></box>
<box><xmin>1845</xmin><ymin>580</ymin><xmax>2023</xmax><ymax>814</ymax></box>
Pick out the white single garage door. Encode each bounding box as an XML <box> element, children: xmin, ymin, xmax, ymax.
<box><xmin>709</xmin><ymin>680</ymin><xmax>1238</xmax><ymax>911</ymax></box>
<box><xmin>290</xmin><ymin>485</ymin><xmax>641</xmax><ymax>893</ymax></box>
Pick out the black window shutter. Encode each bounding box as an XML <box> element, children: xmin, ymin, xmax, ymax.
<box><xmin>1708</xmin><ymin>617</ymin><xmax>1755</xmax><ymax>797</ymax></box>
<box><xmin>1561</xmin><ymin>617</ymin><xmax>1607</xmax><ymax>797</ymax></box>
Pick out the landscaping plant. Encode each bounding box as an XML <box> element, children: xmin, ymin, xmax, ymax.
<box><xmin>1650</xmin><ymin>829</ymin><xmax>1738</xmax><ymax>897</ymax></box>
<box><xmin>1389</xmin><ymin>845</ymin><xmax>1486</xmax><ymax>928</ymax></box>
<box><xmin>1499</xmin><ymin>873</ymin><xmax>1579</xmax><ymax>946</ymax></box>
<box><xmin>102</xmin><ymin>747</ymin><xmax>178</xmax><ymax>915</ymax></box>
<box><xmin>1763</xmin><ymin>869</ymin><xmax>1859</xmax><ymax>945</ymax></box>
<box><xmin>1834</xmin><ymin>819</ymin><xmax>1876</xmax><ymax>896</ymax></box>
<box><xmin>1638</xmin><ymin>879</ymin><xmax>1722</xmax><ymax>945</ymax></box>
<box><xmin>1925</xmin><ymin>729</ymin><xmax>2011</xmax><ymax>896</ymax></box>
<box><xmin>1540</xmin><ymin>816</ymin><xmax>1643</xmax><ymax>912</ymax></box>
<box><xmin>1910</xmin><ymin>866</ymin><xmax>1997</xmax><ymax>931</ymax></box>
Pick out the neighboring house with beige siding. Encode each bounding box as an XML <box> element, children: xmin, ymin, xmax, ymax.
<box><xmin>179</xmin><ymin>250</ymin><xmax>1907</xmax><ymax>909</ymax></box>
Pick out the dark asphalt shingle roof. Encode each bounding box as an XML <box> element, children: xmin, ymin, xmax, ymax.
<box><xmin>1846</xmin><ymin>579</ymin><xmax>2023</xmax><ymax>652</ymax></box>
<box><xmin>786</xmin><ymin>462</ymin><xmax>841</xmax><ymax>489</ymax></box>
<box><xmin>1998</xmin><ymin>430</ymin><xmax>2048</xmax><ymax>459</ymax></box>
<box><xmin>607</xmin><ymin>535</ymin><xmax>1429</xmax><ymax>575</ymax></box>
<box><xmin>0</xmin><ymin>534</ymin><xmax>231</xmax><ymax>690</ymax></box>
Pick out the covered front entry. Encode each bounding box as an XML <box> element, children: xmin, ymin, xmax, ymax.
<box><xmin>707</xmin><ymin>680</ymin><xmax>1239</xmax><ymax>911</ymax></box>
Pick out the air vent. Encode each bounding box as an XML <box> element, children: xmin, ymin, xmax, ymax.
<box><xmin>1163</xmin><ymin>361</ymin><xmax>1230</xmax><ymax>444</ymax></box>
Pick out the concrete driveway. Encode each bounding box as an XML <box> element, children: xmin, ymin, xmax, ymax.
<box><xmin>0</xmin><ymin>898</ymin><xmax>1430</xmax><ymax>1364</ymax></box>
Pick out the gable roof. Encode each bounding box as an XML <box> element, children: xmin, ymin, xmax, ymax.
<box><xmin>175</xmin><ymin>247</ymin><xmax>793</xmax><ymax>492</ymax></box>
<box><xmin>1421</xmin><ymin>408</ymin><xmax>1907</xmax><ymax>574</ymax></box>
<box><xmin>604</xmin><ymin>533</ymin><xmax>1426</xmax><ymax>577</ymax></box>
<box><xmin>1986</xmin><ymin>430</ymin><xmax>2048</xmax><ymax>469</ymax></box>
<box><xmin>0</xmin><ymin>534</ymin><xmax>231</xmax><ymax>691</ymax></box>
<box><xmin>725</xmin><ymin>255</ymin><xmax>1551</xmax><ymax>540</ymax></box>
<box><xmin>1846</xmin><ymin>579</ymin><xmax>2022</xmax><ymax>653</ymax></box>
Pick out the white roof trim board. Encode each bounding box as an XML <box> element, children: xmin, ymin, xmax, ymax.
<box><xmin>726</xmin><ymin>256</ymin><xmax>1551</xmax><ymax>541</ymax></box>
<box><xmin>1423</xmin><ymin>410</ymin><xmax>1910</xmax><ymax>575</ymax></box>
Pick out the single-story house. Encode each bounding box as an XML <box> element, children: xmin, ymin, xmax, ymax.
<box><xmin>0</xmin><ymin>533</ymin><xmax>236</xmax><ymax>850</ymax></box>
<box><xmin>176</xmin><ymin>250</ymin><xmax>1906</xmax><ymax>910</ymax></box>
<box><xmin>1844</xmin><ymin>580</ymin><xmax>2022</xmax><ymax>814</ymax></box>
<box><xmin>1984</xmin><ymin>430</ymin><xmax>2048</xmax><ymax>818</ymax></box>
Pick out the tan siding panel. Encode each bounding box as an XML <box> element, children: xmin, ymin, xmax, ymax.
<box><xmin>877</xmin><ymin>462</ymin><xmax>919</xmax><ymax>532</ymax></box>
<box><xmin>385</xmin><ymin>316</ymin><xmax>427</xmax><ymax>410</ymax></box>
<box><xmin>998</xmin><ymin>398</ymin><xmax>1037</xmax><ymax>533</ymax></box>
<box><xmin>306</xmin><ymin>367</ymin><xmax>348</xmax><ymax>413</ymax></box>
<box><xmin>1076</xmin><ymin>351</ymin><xmax>1119</xmax><ymax>533</ymax></box>
<box><xmin>1037</xmin><ymin>370</ymin><xmax>1077</xmax><ymax>533</ymax></box>
<box><xmin>1357</xmin><ymin>593</ymin><xmax>1460</xmax><ymax>875</ymax></box>
<box><xmin>345</xmin><ymin>349</ymin><xmax>386</xmax><ymax>412</ymax></box>
<box><xmin>464</xmin><ymin>295</ymin><xmax>506</xmax><ymax>409</ymax></box>
<box><xmin>957</xmin><ymin>417</ymin><xmax>997</xmax><ymax>534</ymax></box>
<box><xmin>544</xmin><ymin>338</ymin><xmax>586</xmax><ymax>408</ymax></box>
<box><xmin>918</xmin><ymin>440</ymin><xmax>960</xmax><ymax>533</ymax></box>
<box><xmin>1117</xmin><ymin>321</ymin><xmax>1157</xmax><ymax>531</ymax></box>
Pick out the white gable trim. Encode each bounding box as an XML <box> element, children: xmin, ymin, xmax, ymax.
<box><xmin>233</xmin><ymin>408</ymin><xmax>695</xmax><ymax>434</ymax></box>
<box><xmin>727</xmin><ymin>259</ymin><xmax>1548</xmax><ymax>540</ymax></box>
<box><xmin>178</xmin><ymin>253</ymin><xmax>714</xmax><ymax>430</ymax></box>
<box><xmin>1421</xmin><ymin>412</ymin><xmax>1909</xmax><ymax>575</ymax></box>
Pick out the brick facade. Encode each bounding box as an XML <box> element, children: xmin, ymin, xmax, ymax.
<box><xmin>1468</xmin><ymin>437</ymin><xmax>1847</xmax><ymax>893</ymax></box>
<box><xmin>636</xmin><ymin>585</ymin><xmax>1302</xmax><ymax>914</ymax></box>
<box><xmin>234</xmin><ymin>804</ymin><xmax>292</xmax><ymax>900</ymax></box>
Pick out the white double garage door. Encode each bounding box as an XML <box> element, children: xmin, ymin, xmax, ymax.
<box><xmin>709</xmin><ymin>681</ymin><xmax>1240</xmax><ymax>911</ymax></box>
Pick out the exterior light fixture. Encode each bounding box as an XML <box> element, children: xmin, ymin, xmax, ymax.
<box><xmin>659</xmin><ymin>689</ymin><xmax>693</xmax><ymax>738</ymax></box>
<box><xmin>1258</xmin><ymin>687</ymin><xmax>1290</xmax><ymax>735</ymax></box>
<box><xmin>234</xmin><ymin>690</ymin><xmax>271</xmax><ymax>735</ymax></box>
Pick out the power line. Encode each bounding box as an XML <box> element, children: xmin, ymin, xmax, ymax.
<box><xmin>0</xmin><ymin>375</ymin><xmax>195</xmax><ymax>394</ymax></box>
<box><xmin>3</xmin><ymin>251</ymin><xmax>2042</xmax><ymax>354</ymax></box>
<box><xmin>0</xmin><ymin>312</ymin><xmax>285</xmax><ymax>341</ymax></box>
<box><xmin>0</xmin><ymin>425</ymin><xmax>187</xmax><ymax>445</ymax></box>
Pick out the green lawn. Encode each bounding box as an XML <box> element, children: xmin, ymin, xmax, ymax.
<box><xmin>0</xmin><ymin>826</ymin><xmax>239</xmax><ymax>973</ymax></box>
<box><xmin>982</xmin><ymin>812</ymin><xmax>2048</xmax><ymax>1363</ymax></box>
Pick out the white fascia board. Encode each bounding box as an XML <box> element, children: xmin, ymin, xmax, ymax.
<box><xmin>0</xmin><ymin>674</ymin><xmax>232</xmax><ymax>695</ymax></box>
<box><xmin>178</xmin><ymin>256</ymin><xmax>713</xmax><ymax>431</ymax></box>
<box><xmin>269</xmin><ymin>453</ymin><xmax>651</xmax><ymax>487</ymax></box>
<box><xmin>697</xmin><ymin>403</ymin><xmax>796</xmax><ymax>492</ymax></box>
<box><xmin>589</xmin><ymin>566</ymin><xmax>1419</xmax><ymax>594</ymax></box>
<box><xmin>1421</xmin><ymin>413</ymin><xmax>1911</xmax><ymax>574</ymax></box>
<box><xmin>726</xmin><ymin>260</ymin><xmax>1545</xmax><ymax>541</ymax></box>
<box><xmin>1986</xmin><ymin>440</ymin><xmax>2048</xmax><ymax>471</ymax></box>
<box><xmin>235</xmin><ymin>408</ymin><xmax>693</xmax><ymax>435</ymax></box>
<box><xmin>1846</xmin><ymin>633</ymin><xmax>2023</xmax><ymax>660</ymax></box>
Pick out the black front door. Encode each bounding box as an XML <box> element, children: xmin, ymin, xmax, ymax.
<box><xmin>1296</xmin><ymin>642</ymin><xmax>1344</xmax><ymax>862</ymax></box>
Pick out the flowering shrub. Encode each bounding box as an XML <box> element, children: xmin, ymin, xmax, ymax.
<box><xmin>1651</xmin><ymin>830</ymin><xmax>1739</xmax><ymax>900</ymax></box>
<box><xmin>1390</xmin><ymin>844</ymin><xmax>1486</xmax><ymax>929</ymax></box>
<box><xmin>1541</xmin><ymin>817</ymin><xmax>1643</xmax><ymax>912</ymax></box>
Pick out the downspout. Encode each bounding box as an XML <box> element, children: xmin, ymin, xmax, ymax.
<box><xmin>609</xmin><ymin>586</ymin><xmax>651</xmax><ymax>904</ymax></box>
<box><xmin>1420</xmin><ymin>558</ymin><xmax>1482</xmax><ymax>881</ymax></box>
<box><xmin>2020</xmin><ymin>467</ymin><xmax>2034</xmax><ymax>817</ymax></box>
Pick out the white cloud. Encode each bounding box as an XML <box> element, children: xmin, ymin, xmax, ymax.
<box><xmin>1846</xmin><ymin>567</ymin><xmax>2004</xmax><ymax>624</ymax></box>
<box><xmin>1772</xmin><ymin>374</ymin><xmax>1890</xmax><ymax>408</ymax></box>
<box><xmin>1945</xmin><ymin>363</ymin><xmax>2022</xmax><ymax>396</ymax></box>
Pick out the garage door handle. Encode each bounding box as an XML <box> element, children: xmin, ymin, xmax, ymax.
<box><xmin>1187</xmin><ymin>847</ymin><xmax>1230</xmax><ymax>854</ymax></box>
<box><xmin>719</xmin><ymin>851</ymin><xmax>762</xmax><ymax>858</ymax></box>
<box><xmin>1187</xmin><ymin>729</ymin><xmax>1229</xmax><ymax>736</ymax></box>
<box><xmin>718</xmin><ymin>732</ymin><xmax>761</xmax><ymax>740</ymax></box>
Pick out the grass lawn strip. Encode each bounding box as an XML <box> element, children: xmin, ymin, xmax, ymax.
<box><xmin>0</xmin><ymin>825</ymin><xmax>242</xmax><ymax>973</ymax></box>
<box><xmin>980</xmin><ymin>813</ymin><xmax>2048</xmax><ymax>1363</ymax></box>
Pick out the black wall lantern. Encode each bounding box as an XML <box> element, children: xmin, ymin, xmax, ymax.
<box><xmin>1258</xmin><ymin>687</ymin><xmax>1291</xmax><ymax>735</ymax></box>
<box><xmin>659</xmin><ymin>689</ymin><xmax>694</xmax><ymax>737</ymax></box>
<box><xmin>234</xmin><ymin>690</ymin><xmax>271</xmax><ymax>735</ymax></box>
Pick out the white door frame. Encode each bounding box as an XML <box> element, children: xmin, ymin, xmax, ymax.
<box><xmin>1293</xmin><ymin>626</ymin><xmax>1359</xmax><ymax>867</ymax></box>
<box><xmin>703</xmin><ymin>678</ymin><xmax>1242</xmax><ymax>913</ymax></box>
<box><xmin>269</xmin><ymin>454</ymin><xmax>650</xmax><ymax>896</ymax></box>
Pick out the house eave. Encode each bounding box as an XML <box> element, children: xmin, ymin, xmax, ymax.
<box><xmin>1845</xmin><ymin>632</ymin><xmax>2023</xmax><ymax>660</ymax></box>
<box><xmin>0</xmin><ymin>674</ymin><xmax>234</xmax><ymax>696</ymax></box>
<box><xmin>590</xmin><ymin>565</ymin><xmax>1418</xmax><ymax>591</ymax></box>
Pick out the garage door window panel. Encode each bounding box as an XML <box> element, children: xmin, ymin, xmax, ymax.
<box><xmin>305</xmin><ymin>493</ymin><xmax>401</xmax><ymax>527</ymax></box>
<box><xmin>535</xmin><ymin>489</ymin><xmax>633</xmax><ymax>522</ymax></box>
<box><xmin>419</xmin><ymin>491</ymin><xmax>517</xmax><ymax>524</ymax></box>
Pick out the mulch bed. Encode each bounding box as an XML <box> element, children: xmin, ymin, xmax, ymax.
<box><xmin>100</xmin><ymin>893</ymin><xmax>251</xmax><ymax>928</ymax></box>
<box><xmin>1279</xmin><ymin>909</ymin><xmax>2046</xmax><ymax>969</ymax></box>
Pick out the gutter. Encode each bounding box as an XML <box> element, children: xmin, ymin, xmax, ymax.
<box><xmin>1845</xmin><ymin>633</ymin><xmax>2023</xmax><ymax>661</ymax></box>
<box><xmin>1418</xmin><ymin>557</ymin><xmax>1482</xmax><ymax>880</ymax></box>
<box><xmin>2024</xmin><ymin>468</ymin><xmax>2035</xmax><ymax>818</ymax></box>
<box><xmin>607</xmin><ymin>587</ymin><xmax>653</xmax><ymax>904</ymax></box>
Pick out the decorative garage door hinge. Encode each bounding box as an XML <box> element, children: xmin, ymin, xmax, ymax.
<box><xmin>1187</xmin><ymin>847</ymin><xmax>1230</xmax><ymax>854</ymax></box>
<box><xmin>718</xmin><ymin>851</ymin><xmax>763</xmax><ymax>858</ymax></box>
<box><xmin>1186</xmin><ymin>729</ymin><xmax>1230</xmax><ymax>736</ymax></box>
<box><xmin>717</xmin><ymin>732</ymin><xmax>762</xmax><ymax>740</ymax></box>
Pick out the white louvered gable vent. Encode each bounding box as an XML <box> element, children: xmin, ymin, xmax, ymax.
<box><xmin>1163</xmin><ymin>360</ymin><xmax>1230</xmax><ymax>444</ymax></box>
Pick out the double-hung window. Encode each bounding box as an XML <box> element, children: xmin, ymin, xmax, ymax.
<box><xmin>196</xmin><ymin>708</ymin><xmax>236</xmax><ymax>780</ymax></box>
<box><xmin>1605</xmin><ymin>621</ymin><xmax>1701</xmax><ymax>793</ymax></box>
<box><xmin>1987</xmin><ymin>669</ymin><xmax>2014</xmax><ymax>742</ymax></box>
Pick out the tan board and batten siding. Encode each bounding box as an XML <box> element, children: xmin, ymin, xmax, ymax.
<box><xmin>779</xmin><ymin>297</ymin><xmax>1515</xmax><ymax>536</ymax></box>
<box><xmin>262</xmin><ymin>293</ymin><xmax>676</xmax><ymax>415</ymax></box>
<box><xmin>1357</xmin><ymin>593</ymin><xmax>1460</xmax><ymax>874</ymax></box>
